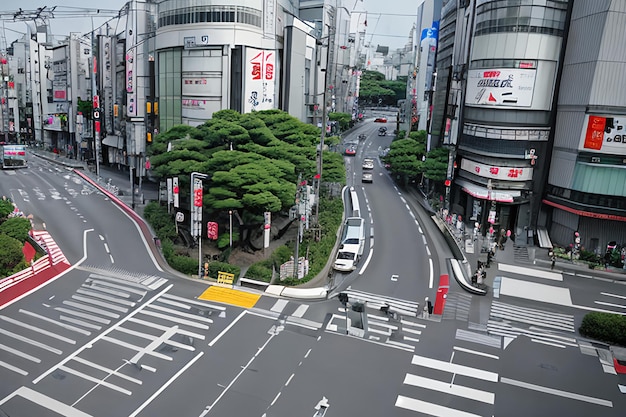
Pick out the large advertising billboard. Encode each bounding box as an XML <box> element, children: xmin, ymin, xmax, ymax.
<box><xmin>465</xmin><ymin>68</ymin><xmax>537</xmax><ymax>107</ymax></box>
<box><xmin>244</xmin><ymin>48</ymin><xmax>276</xmax><ymax>113</ymax></box>
<box><xmin>579</xmin><ymin>115</ymin><xmax>626</xmax><ymax>155</ymax></box>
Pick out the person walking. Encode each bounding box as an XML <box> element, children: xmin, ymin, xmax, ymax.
<box><xmin>549</xmin><ymin>250</ymin><xmax>556</xmax><ymax>270</ymax></box>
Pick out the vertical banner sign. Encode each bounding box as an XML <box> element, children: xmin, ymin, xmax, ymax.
<box><xmin>166</xmin><ymin>178</ymin><xmax>173</xmax><ymax>205</ymax></box>
<box><xmin>191</xmin><ymin>178</ymin><xmax>203</xmax><ymax>238</ymax></box>
<box><xmin>244</xmin><ymin>48</ymin><xmax>276</xmax><ymax>113</ymax></box>
<box><xmin>207</xmin><ymin>221</ymin><xmax>219</xmax><ymax>240</ymax></box>
<box><xmin>125</xmin><ymin>12</ymin><xmax>137</xmax><ymax>117</ymax></box>
<box><xmin>173</xmin><ymin>177</ymin><xmax>179</xmax><ymax>208</ymax></box>
<box><xmin>263</xmin><ymin>211</ymin><xmax>271</xmax><ymax>249</ymax></box>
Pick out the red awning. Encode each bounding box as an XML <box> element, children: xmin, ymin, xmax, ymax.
<box><xmin>542</xmin><ymin>199</ymin><xmax>626</xmax><ymax>222</ymax></box>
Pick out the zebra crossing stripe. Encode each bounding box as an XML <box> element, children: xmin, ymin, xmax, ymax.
<box><xmin>403</xmin><ymin>373</ymin><xmax>495</xmax><ymax>404</ymax></box>
<box><xmin>411</xmin><ymin>355</ymin><xmax>498</xmax><ymax>382</ymax></box>
<box><xmin>396</xmin><ymin>395</ymin><xmax>482</xmax><ymax>417</ymax></box>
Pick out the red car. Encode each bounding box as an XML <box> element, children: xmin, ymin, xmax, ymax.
<box><xmin>345</xmin><ymin>146</ymin><xmax>357</xmax><ymax>156</ymax></box>
<box><xmin>374</xmin><ymin>117</ymin><xmax>387</xmax><ymax>123</ymax></box>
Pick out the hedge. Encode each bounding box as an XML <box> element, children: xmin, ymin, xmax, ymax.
<box><xmin>579</xmin><ymin>312</ymin><xmax>626</xmax><ymax>346</ymax></box>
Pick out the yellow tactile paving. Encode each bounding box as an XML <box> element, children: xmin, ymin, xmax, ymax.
<box><xmin>198</xmin><ymin>286</ymin><xmax>261</xmax><ymax>309</ymax></box>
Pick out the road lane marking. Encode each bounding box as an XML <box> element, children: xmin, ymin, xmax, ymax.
<box><xmin>71</xmin><ymin>295</ymin><xmax>129</xmax><ymax>313</ymax></box>
<box><xmin>601</xmin><ymin>292</ymin><xmax>626</xmax><ymax>300</ymax></box>
<box><xmin>128</xmin><ymin>317</ymin><xmax>205</xmax><ymax>340</ymax></box>
<box><xmin>498</xmin><ymin>263</ymin><xmax>563</xmax><ymax>281</ymax></box>
<box><xmin>161</xmin><ymin>293</ymin><xmax>227</xmax><ymax>310</ymax></box>
<box><xmin>411</xmin><ymin>355</ymin><xmax>499</xmax><ymax>382</ymax></box>
<box><xmin>499</xmin><ymin>277</ymin><xmax>573</xmax><ymax>306</ymax></box>
<box><xmin>146</xmin><ymin>303</ymin><xmax>213</xmax><ymax>324</ymax></box>
<box><xmin>0</xmin><ymin>360</ymin><xmax>28</xmax><ymax>375</ymax></box>
<box><xmin>75</xmin><ymin>289</ymin><xmax>136</xmax><ymax>307</ymax></box>
<box><xmin>594</xmin><ymin>301</ymin><xmax>626</xmax><ymax>309</ymax></box>
<box><xmin>395</xmin><ymin>395</ymin><xmax>482</xmax><ymax>416</ymax></box>
<box><xmin>208</xmin><ymin>310</ymin><xmax>247</xmax><ymax>347</ymax></box>
<box><xmin>114</xmin><ymin>326</ymin><xmax>195</xmax><ymax>351</ymax></box>
<box><xmin>33</xmin><ymin>284</ymin><xmax>173</xmax><ymax>385</ymax></box>
<box><xmin>155</xmin><ymin>297</ymin><xmax>191</xmax><ymax>310</ymax></box>
<box><xmin>0</xmin><ymin>342</ymin><xmax>41</xmax><ymax>362</ymax></box>
<box><xmin>292</xmin><ymin>304</ymin><xmax>309</xmax><ymax>317</ymax></box>
<box><xmin>500</xmin><ymin>377</ymin><xmax>613</xmax><ymax>407</ymax></box>
<box><xmin>71</xmin><ymin>356</ymin><xmax>142</xmax><ymax>385</ymax></box>
<box><xmin>60</xmin><ymin>365</ymin><xmax>131</xmax><ymax>395</ymax></box>
<box><xmin>358</xmin><ymin>247</ymin><xmax>374</xmax><ymax>275</ymax></box>
<box><xmin>429</xmin><ymin>258</ymin><xmax>434</xmax><ymax>288</ymax></box>
<box><xmin>0</xmin><ymin>387</ymin><xmax>93</xmax><ymax>416</ymax></box>
<box><xmin>129</xmin><ymin>325</ymin><xmax>179</xmax><ymax>364</ymax></box>
<box><xmin>59</xmin><ymin>315</ymin><xmax>102</xmax><ymax>330</ymax></box>
<box><xmin>404</xmin><ymin>373</ymin><xmax>495</xmax><ymax>404</ymax></box>
<box><xmin>0</xmin><ymin>328</ymin><xmax>63</xmax><ymax>354</ymax></box>
<box><xmin>198</xmin><ymin>286</ymin><xmax>260</xmax><ymax>309</ymax></box>
<box><xmin>138</xmin><ymin>309</ymin><xmax>209</xmax><ymax>329</ymax></box>
<box><xmin>270</xmin><ymin>299</ymin><xmax>289</xmax><ymax>313</ymax></box>
<box><xmin>62</xmin><ymin>300</ymin><xmax>120</xmax><ymax>318</ymax></box>
<box><xmin>101</xmin><ymin>336</ymin><xmax>172</xmax><ymax>361</ymax></box>
<box><xmin>0</xmin><ymin>315</ymin><xmax>76</xmax><ymax>344</ymax></box>
<box><xmin>19</xmin><ymin>309</ymin><xmax>91</xmax><ymax>335</ymax></box>
<box><xmin>454</xmin><ymin>346</ymin><xmax>499</xmax><ymax>360</ymax></box>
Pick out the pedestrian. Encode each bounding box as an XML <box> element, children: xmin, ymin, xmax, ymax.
<box><xmin>423</xmin><ymin>297</ymin><xmax>430</xmax><ymax>319</ymax></box>
<box><xmin>551</xmin><ymin>255</ymin><xmax>556</xmax><ymax>270</ymax></box>
<box><xmin>486</xmin><ymin>250</ymin><xmax>493</xmax><ymax>267</ymax></box>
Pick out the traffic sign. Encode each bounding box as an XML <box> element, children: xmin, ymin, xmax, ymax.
<box><xmin>175</xmin><ymin>212</ymin><xmax>184</xmax><ymax>222</ymax></box>
<box><xmin>194</xmin><ymin>187</ymin><xmax>203</xmax><ymax>207</ymax></box>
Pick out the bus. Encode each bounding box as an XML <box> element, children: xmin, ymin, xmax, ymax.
<box><xmin>1</xmin><ymin>144</ymin><xmax>27</xmax><ymax>169</ymax></box>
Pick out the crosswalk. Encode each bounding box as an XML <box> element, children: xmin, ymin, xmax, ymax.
<box><xmin>337</xmin><ymin>288</ymin><xmax>421</xmax><ymax>317</ymax></box>
<box><xmin>0</xmin><ymin>270</ymin><xmax>231</xmax><ymax>416</ymax></box>
<box><xmin>396</xmin><ymin>345</ymin><xmax>500</xmax><ymax>416</ymax></box>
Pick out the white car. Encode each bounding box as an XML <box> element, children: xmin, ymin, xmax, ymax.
<box><xmin>362</xmin><ymin>158</ymin><xmax>374</xmax><ymax>170</ymax></box>
<box><xmin>362</xmin><ymin>172</ymin><xmax>373</xmax><ymax>183</ymax></box>
<box><xmin>333</xmin><ymin>246</ymin><xmax>359</xmax><ymax>272</ymax></box>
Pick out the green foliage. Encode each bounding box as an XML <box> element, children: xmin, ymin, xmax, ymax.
<box><xmin>168</xmin><ymin>253</ymin><xmax>199</xmax><ymax>275</ymax></box>
<box><xmin>0</xmin><ymin>217</ymin><xmax>32</xmax><ymax>242</ymax></box>
<box><xmin>0</xmin><ymin>199</ymin><xmax>14</xmax><ymax>219</ymax></box>
<box><xmin>579</xmin><ymin>312</ymin><xmax>626</xmax><ymax>346</ymax></box>
<box><xmin>422</xmin><ymin>147</ymin><xmax>449</xmax><ymax>181</ymax></box>
<box><xmin>212</xmin><ymin>109</ymin><xmax>242</xmax><ymax>123</ymax></box>
<box><xmin>208</xmin><ymin>261</ymin><xmax>240</xmax><ymax>280</ymax></box>
<box><xmin>143</xmin><ymin>202</ymin><xmax>177</xmax><ymax>241</ymax></box>
<box><xmin>217</xmin><ymin>232</ymin><xmax>240</xmax><ymax>250</ymax></box>
<box><xmin>0</xmin><ymin>234</ymin><xmax>24</xmax><ymax>276</ymax></box>
<box><xmin>76</xmin><ymin>97</ymin><xmax>93</xmax><ymax>121</ymax></box>
<box><xmin>245</xmin><ymin>262</ymin><xmax>273</xmax><ymax>282</ymax></box>
<box><xmin>384</xmin><ymin>138</ymin><xmax>425</xmax><ymax>182</ymax></box>
<box><xmin>358</xmin><ymin>70</ymin><xmax>401</xmax><ymax>105</ymax></box>
<box><xmin>396</xmin><ymin>130</ymin><xmax>407</xmax><ymax>139</ymax></box>
<box><xmin>328</xmin><ymin>112</ymin><xmax>353</xmax><ymax>132</ymax></box>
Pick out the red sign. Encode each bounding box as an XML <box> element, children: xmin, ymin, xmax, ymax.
<box><xmin>145</xmin><ymin>158</ymin><xmax>151</xmax><ymax>170</ymax></box>
<box><xmin>173</xmin><ymin>185</ymin><xmax>179</xmax><ymax>194</ymax></box>
<box><xmin>207</xmin><ymin>222</ymin><xmax>219</xmax><ymax>240</ymax></box>
<box><xmin>22</xmin><ymin>242</ymin><xmax>36</xmax><ymax>263</ymax></box>
<box><xmin>584</xmin><ymin>116</ymin><xmax>605</xmax><ymax>150</ymax></box>
<box><xmin>194</xmin><ymin>188</ymin><xmax>203</xmax><ymax>207</ymax></box>
<box><xmin>93</xmin><ymin>95</ymin><xmax>100</xmax><ymax>109</ymax></box>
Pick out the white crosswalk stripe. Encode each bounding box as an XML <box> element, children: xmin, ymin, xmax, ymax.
<box><xmin>487</xmin><ymin>300</ymin><xmax>576</xmax><ymax>348</ymax></box>
<box><xmin>396</xmin><ymin>346</ymin><xmax>500</xmax><ymax>416</ymax></box>
<box><xmin>339</xmin><ymin>288</ymin><xmax>420</xmax><ymax>317</ymax></box>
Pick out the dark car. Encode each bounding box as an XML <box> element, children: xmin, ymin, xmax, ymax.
<box><xmin>358</xmin><ymin>133</ymin><xmax>367</xmax><ymax>141</ymax></box>
<box><xmin>378</xmin><ymin>127</ymin><xmax>387</xmax><ymax>136</ymax></box>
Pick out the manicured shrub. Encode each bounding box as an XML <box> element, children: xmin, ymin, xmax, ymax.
<box><xmin>0</xmin><ymin>217</ymin><xmax>32</xmax><ymax>242</ymax></box>
<box><xmin>0</xmin><ymin>234</ymin><xmax>23</xmax><ymax>276</ymax></box>
<box><xmin>208</xmin><ymin>261</ymin><xmax>240</xmax><ymax>280</ymax></box>
<box><xmin>245</xmin><ymin>262</ymin><xmax>273</xmax><ymax>282</ymax></box>
<box><xmin>579</xmin><ymin>312</ymin><xmax>626</xmax><ymax>346</ymax></box>
<box><xmin>168</xmin><ymin>254</ymin><xmax>198</xmax><ymax>275</ymax></box>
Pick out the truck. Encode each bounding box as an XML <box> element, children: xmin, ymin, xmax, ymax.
<box><xmin>0</xmin><ymin>144</ymin><xmax>27</xmax><ymax>169</ymax></box>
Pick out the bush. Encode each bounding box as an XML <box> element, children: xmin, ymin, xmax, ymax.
<box><xmin>0</xmin><ymin>217</ymin><xmax>32</xmax><ymax>242</ymax></box>
<box><xmin>0</xmin><ymin>199</ymin><xmax>14</xmax><ymax>220</ymax></box>
<box><xmin>245</xmin><ymin>262</ymin><xmax>273</xmax><ymax>282</ymax></box>
<box><xmin>143</xmin><ymin>202</ymin><xmax>177</xmax><ymax>241</ymax></box>
<box><xmin>208</xmin><ymin>261</ymin><xmax>240</xmax><ymax>280</ymax></box>
<box><xmin>579</xmin><ymin>312</ymin><xmax>626</xmax><ymax>346</ymax></box>
<box><xmin>0</xmin><ymin>234</ymin><xmax>24</xmax><ymax>276</ymax></box>
<box><xmin>217</xmin><ymin>232</ymin><xmax>239</xmax><ymax>250</ymax></box>
<box><xmin>579</xmin><ymin>250</ymin><xmax>598</xmax><ymax>263</ymax></box>
<box><xmin>168</xmin><ymin>254</ymin><xmax>199</xmax><ymax>275</ymax></box>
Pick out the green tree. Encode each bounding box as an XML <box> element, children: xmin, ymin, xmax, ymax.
<box><xmin>422</xmin><ymin>147</ymin><xmax>449</xmax><ymax>181</ymax></box>
<box><xmin>328</xmin><ymin>112</ymin><xmax>353</xmax><ymax>132</ymax></box>
<box><xmin>383</xmin><ymin>138</ymin><xmax>426</xmax><ymax>183</ymax></box>
<box><xmin>0</xmin><ymin>217</ymin><xmax>32</xmax><ymax>242</ymax></box>
<box><xmin>358</xmin><ymin>70</ymin><xmax>399</xmax><ymax>105</ymax></box>
<box><xmin>0</xmin><ymin>199</ymin><xmax>14</xmax><ymax>220</ymax></box>
<box><xmin>0</xmin><ymin>234</ymin><xmax>23</xmax><ymax>276</ymax></box>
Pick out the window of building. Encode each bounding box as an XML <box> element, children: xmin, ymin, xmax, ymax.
<box><xmin>158</xmin><ymin>5</ymin><xmax>262</xmax><ymax>29</ymax></box>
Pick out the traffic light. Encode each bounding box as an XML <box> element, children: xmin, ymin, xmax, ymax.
<box><xmin>338</xmin><ymin>293</ymin><xmax>349</xmax><ymax>306</ymax></box>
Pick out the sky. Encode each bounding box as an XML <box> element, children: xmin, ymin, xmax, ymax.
<box><xmin>1</xmin><ymin>0</ymin><xmax>418</xmax><ymax>51</ymax></box>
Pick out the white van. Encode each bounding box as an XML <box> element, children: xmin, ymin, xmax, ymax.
<box><xmin>342</xmin><ymin>217</ymin><xmax>365</xmax><ymax>256</ymax></box>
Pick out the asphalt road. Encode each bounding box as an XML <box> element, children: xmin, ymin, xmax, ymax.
<box><xmin>1</xmin><ymin>134</ymin><xmax>625</xmax><ymax>416</ymax></box>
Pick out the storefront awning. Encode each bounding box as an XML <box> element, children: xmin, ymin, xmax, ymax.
<box><xmin>456</xmin><ymin>179</ymin><xmax>521</xmax><ymax>203</ymax></box>
<box><xmin>102</xmin><ymin>135</ymin><xmax>124</xmax><ymax>149</ymax></box>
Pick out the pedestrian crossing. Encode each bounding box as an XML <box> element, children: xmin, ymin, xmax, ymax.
<box><xmin>396</xmin><ymin>345</ymin><xmax>500</xmax><ymax>416</ymax></box>
<box><xmin>487</xmin><ymin>300</ymin><xmax>577</xmax><ymax>348</ymax></box>
<box><xmin>0</xmin><ymin>271</ymin><xmax>232</xmax><ymax>416</ymax></box>
<box><xmin>336</xmin><ymin>288</ymin><xmax>421</xmax><ymax>317</ymax></box>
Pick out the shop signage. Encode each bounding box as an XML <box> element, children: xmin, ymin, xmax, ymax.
<box><xmin>580</xmin><ymin>115</ymin><xmax>626</xmax><ymax>155</ymax></box>
<box><xmin>460</xmin><ymin>158</ymin><xmax>533</xmax><ymax>181</ymax></box>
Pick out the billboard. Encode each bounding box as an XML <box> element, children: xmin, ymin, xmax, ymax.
<box><xmin>465</xmin><ymin>68</ymin><xmax>537</xmax><ymax>107</ymax></box>
<box><xmin>579</xmin><ymin>115</ymin><xmax>626</xmax><ymax>155</ymax></box>
<box><xmin>244</xmin><ymin>48</ymin><xmax>276</xmax><ymax>113</ymax></box>
<box><xmin>460</xmin><ymin>158</ymin><xmax>533</xmax><ymax>181</ymax></box>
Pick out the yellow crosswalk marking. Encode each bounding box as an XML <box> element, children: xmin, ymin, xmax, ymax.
<box><xmin>198</xmin><ymin>286</ymin><xmax>260</xmax><ymax>309</ymax></box>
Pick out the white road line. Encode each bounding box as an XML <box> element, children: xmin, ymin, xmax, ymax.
<box><xmin>33</xmin><ymin>284</ymin><xmax>174</xmax><ymax>385</ymax></box>
<box><xmin>71</xmin><ymin>295</ymin><xmax>129</xmax><ymax>313</ymax></box>
<box><xmin>594</xmin><ymin>301</ymin><xmax>626</xmax><ymax>309</ymax></box>
<box><xmin>386</xmin><ymin>340</ymin><xmax>414</xmax><ymax>351</ymax></box>
<box><xmin>87</xmin><ymin>279</ymin><xmax>145</xmax><ymax>296</ymax></box>
<box><xmin>146</xmin><ymin>304</ymin><xmax>214</xmax><ymax>324</ymax></box>
<box><xmin>0</xmin><ymin>342</ymin><xmax>41</xmax><ymax>362</ymax></box>
<box><xmin>403</xmin><ymin>327</ymin><xmax>422</xmax><ymax>335</ymax></box>
<box><xmin>19</xmin><ymin>309</ymin><xmax>90</xmax><ymax>335</ymax></box>
<box><xmin>400</xmin><ymin>319</ymin><xmax>426</xmax><ymax>328</ymax></box>
<box><xmin>130</xmin><ymin>352</ymin><xmax>204</xmax><ymax>417</ymax></box>
<box><xmin>411</xmin><ymin>355</ymin><xmax>499</xmax><ymax>382</ymax></box>
<box><xmin>71</xmin><ymin>356</ymin><xmax>142</xmax><ymax>385</ymax></box>
<box><xmin>531</xmin><ymin>338</ymin><xmax>566</xmax><ymax>348</ymax></box>
<box><xmin>403</xmin><ymin>336</ymin><xmax>420</xmax><ymax>343</ymax></box>
<box><xmin>127</xmin><ymin>317</ymin><xmax>206</xmax><ymax>340</ymax></box>
<box><xmin>62</xmin><ymin>300</ymin><xmax>120</xmax><ymax>318</ymax></box>
<box><xmin>55</xmin><ymin>308</ymin><xmax>111</xmax><ymax>325</ymax></box>
<box><xmin>270</xmin><ymin>299</ymin><xmax>289</xmax><ymax>313</ymax></box>
<box><xmin>601</xmin><ymin>292</ymin><xmax>626</xmax><ymax>300</ymax></box>
<box><xmin>83</xmin><ymin>283</ymin><xmax>131</xmax><ymax>298</ymax></box>
<box><xmin>395</xmin><ymin>395</ymin><xmax>482</xmax><ymax>417</ymax></box>
<box><xmin>292</xmin><ymin>304</ymin><xmax>309</xmax><ymax>317</ymax></box>
<box><xmin>161</xmin><ymin>293</ymin><xmax>226</xmax><ymax>310</ymax></box>
<box><xmin>404</xmin><ymin>373</ymin><xmax>495</xmax><ymax>404</ymax></box>
<box><xmin>129</xmin><ymin>326</ymin><xmax>179</xmax><ymax>364</ymax></box>
<box><xmin>0</xmin><ymin>315</ymin><xmax>76</xmax><ymax>344</ymax></box>
<box><xmin>358</xmin><ymin>248</ymin><xmax>374</xmax><ymax>275</ymax></box>
<box><xmin>500</xmin><ymin>377</ymin><xmax>613</xmax><ymax>407</ymax></box>
<box><xmin>209</xmin><ymin>310</ymin><xmax>247</xmax><ymax>347</ymax></box>
<box><xmin>369</xmin><ymin>327</ymin><xmax>391</xmax><ymax>336</ymax></box>
<box><xmin>101</xmin><ymin>336</ymin><xmax>173</xmax><ymax>361</ymax></box>
<box><xmin>454</xmin><ymin>346</ymin><xmax>499</xmax><ymax>360</ymax></box>
<box><xmin>60</xmin><ymin>365</ymin><xmax>131</xmax><ymax>395</ymax></box>
<box><xmin>0</xmin><ymin>328</ymin><xmax>63</xmax><ymax>354</ymax></box>
<box><xmin>0</xmin><ymin>360</ymin><xmax>28</xmax><ymax>375</ymax></box>
<box><xmin>0</xmin><ymin>387</ymin><xmax>92</xmax><ymax>416</ymax></box>
<box><xmin>498</xmin><ymin>263</ymin><xmax>563</xmax><ymax>281</ymax></box>
<box><xmin>115</xmin><ymin>326</ymin><xmax>195</xmax><ymax>351</ymax></box>
<box><xmin>139</xmin><ymin>309</ymin><xmax>210</xmax><ymax>329</ymax></box>
<box><xmin>75</xmin><ymin>289</ymin><xmax>136</xmax><ymax>307</ymax></box>
<box><xmin>429</xmin><ymin>258</ymin><xmax>434</xmax><ymax>288</ymax></box>
<box><xmin>155</xmin><ymin>297</ymin><xmax>191</xmax><ymax>310</ymax></box>
<box><xmin>60</xmin><ymin>315</ymin><xmax>102</xmax><ymax>330</ymax></box>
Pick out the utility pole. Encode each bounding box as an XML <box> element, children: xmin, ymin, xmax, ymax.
<box><xmin>315</xmin><ymin>5</ymin><xmax>335</xmax><ymax>223</ymax></box>
<box><xmin>293</xmin><ymin>173</ymin><xmax>302</xmax><ymax>279</ymax></box>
